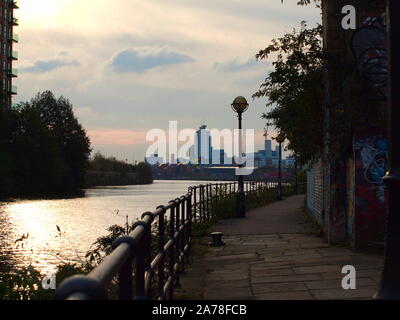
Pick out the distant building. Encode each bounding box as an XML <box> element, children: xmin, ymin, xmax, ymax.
<box><xmin>248</xmin><ymin>129</ymin><xmax>296</xmax><ymax>168</ymax></box>
<box><xmin>285</xmin><ymin>157</ymin><xmax>295</xmax><ymax>167</ymax></box>
<box><xmin>254</xmin><ymin>150</ymin><xmax>267</xmax><ymax>167</ymax></box>
<box><xmin>212</xmin><ymin>149</ymin><xmax>226</xmax><ymax>165</ymax></box>
<box><xmin>264</xmin><ymin>129</ymin><xmax>272</xmax><ymax>159</ymax></box>
<box><xmin>192</xmin><ymin>124</ymin><xmax>212</xmax><ymax>165</ymax></box>
<box><xmin>0</xmin><ymin>0</ymin><xmax>18</xmax><ymax>110</ymax></box>
<box><xmin>145</xmin><ymin>153</ymin><xmax>163</xmax><ymax>166</ymax></box>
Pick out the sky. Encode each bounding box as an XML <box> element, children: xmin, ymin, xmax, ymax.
<box><xmin>15</xmin><ymin>0</ymin><xmax>321</xmax><ymax>163</ymax></box>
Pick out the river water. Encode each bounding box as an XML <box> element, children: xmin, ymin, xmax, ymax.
<box><xmin>0</xmin><ymin>180</ymin><xmax>217</xmax><ymax>276</ymax></box>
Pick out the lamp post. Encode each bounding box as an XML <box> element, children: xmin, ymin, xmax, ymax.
<box><xmin>278</xmin><ymin>140</ymin><xmax>283</xmax><ymax>200</ymax></box>
<box><xmin>231</xmin><ymin>96</ymin><xmax>249</xmax><ymax>218</ymax></box>
<box><xmin>377</xmin><ymin>0</ymin><xmax>400</xmax><ymax>300</ymax></box>
<box><xmin>274</xmin><ymin>135</ymin><xmax>284</xmax><ymax>200</ymax></box>
<box><xmin>294</xmin><ymin>154</ymin><xmax>298</xmax><ymax>195</ymax></box>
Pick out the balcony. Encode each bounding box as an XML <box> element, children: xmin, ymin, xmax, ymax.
<box><xmin>8</xmin><ymin>0</ymin><xmax>19</xmax><ymax>9</ymax></box>
<box><xmin>11</xmin><ymin>17</ymin><xmax>18</xmax><ymax>26</ymax></box>
<box><xmin>8</xmin><ymin>33</ymin><xmax>19</xmax><ymax>43</ymax></box>
<box><xmin>7</xmin><ymin>68</ymin><xmax>18</xmax><ymax>77</ymax></box>
<box><xmin>9</xmin><ymin>50</ymin><xmax>18</xmax><ymax>60</ymax></box>
<box><xmin>11</xmin><ymin>85</ymin><xmax>17</xmax><ymax>95</ymax></box>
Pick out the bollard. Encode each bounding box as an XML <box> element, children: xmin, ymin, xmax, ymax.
<box><xmin>209</xmin><ymin>232</ymin><xmax>225</xmax><ymax>247</ymax></box>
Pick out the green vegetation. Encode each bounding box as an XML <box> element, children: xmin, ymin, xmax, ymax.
<box><xmin>253</xmin><ymin>22</ymin><xmax>324</xmax><ymax>165</ymax></box>
<box><xmin>281</xmin><ymin>0</ymin><xmax>320</xmax><ymax>7</ymax></box>
<box><xmin>192</xmin><ymin>183</ymin><xmax>303</xmax><ymax>237</ymax></box>
<box><xmin>0</xmin><ymin>92</ymin><xmax>152</xmax><ymax>199</ymax></box>
<box><xmin>0</xmin><ymin>263</ymin><xmax>90</xmax><ymax>301</ymax></box>
<box><xmin>86</xmin><ymin>152</ymin><xmax>153</xmax><ymax>187</ymax></box>
<box><xmin>0</xmin><ymin>91</ymin><xmax>91</xmax><ymax>199</ymax></box>
<box><xmin>254</xmin><ymin>20</ymin><xmax>385</xmax><ymax>165</ymax></box>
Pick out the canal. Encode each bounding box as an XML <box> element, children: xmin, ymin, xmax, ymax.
<box><xmin>0</xmin><ymin>180</ymin><xmax>218</xmax><ymax>275</ymax></box>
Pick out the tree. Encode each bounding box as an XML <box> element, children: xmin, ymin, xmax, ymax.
<box><xmin>254</xmin><ymin>18</ymin><xmax>385</xmax><ymax>166</ymax></box>
<box><xmin>20</xmin><ymin>91</ymin><xmax>92</xmax><ymax>189</ymax></box>
<box><xmin>253</xmin><ymin>22</ymin><xmax>325</xmax><ymax>165</ymax></box>
<box><xmin>281</xmin><ymin>0</ymin><xmax>320</xmax><ymax>7</ymax></box>
<box><xmin>0</xmin><ymin>110</ymin><xmax>16</xmax><ymax>197</ymax></box>
<box><xmin>9</xmin><ymin>106</ymin><xmax>69</xmax><ymax>195</ymax></box>
<box><xmin>136</xmin><ymin>162</ymin><xmax>153</xmax><ymax>184</ymax></box>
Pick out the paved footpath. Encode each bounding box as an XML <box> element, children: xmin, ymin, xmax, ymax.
<box><xmin>176</xmin><ymin>195</ymin><xmax>384</xmax><ymax>300</ymax></box>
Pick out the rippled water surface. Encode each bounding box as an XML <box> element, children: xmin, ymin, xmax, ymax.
<box><xmin>0</xmin><ymin>180</ymin><xmax>213</xmax><ymax>275</ymax></box>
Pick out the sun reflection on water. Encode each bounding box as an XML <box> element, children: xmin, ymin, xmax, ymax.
<box><xmin>0</xmin><ymin>180</ymin><xmax>212</xmax><ymax>275</ymax></box>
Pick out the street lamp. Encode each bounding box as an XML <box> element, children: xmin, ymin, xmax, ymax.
<box><xmin>278</xmin><ymin>141</ymin><xmax>283</xmax><ymax>200</ymax></box>
<box><xmin>272</xmin><ymin>135</ymin><xmax>284</xmax><ymax>200</ymax></box>
<box><xmin>231</xmin><ymin>96</ymin><xmax>249</xmax><ymax>218</ymax></box>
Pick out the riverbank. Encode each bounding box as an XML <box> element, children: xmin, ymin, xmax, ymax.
<box><xmin>85</xmin><ymin>170</ymin><xmax>153</xmax><ymax>188</ymax></box>
<box><xmin>0</xmin><ymin>172</ymin><xmax>153</xmax><ymax>202</ymax></box>
<box><xmin>0</xmin><ymin>190</ymin><xmax>86</xmax><ymax>203</ymax></box>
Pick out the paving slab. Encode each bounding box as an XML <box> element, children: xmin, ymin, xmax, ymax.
<box><xmin>179</xmin><ymin>195</ymin><xmax>383</xmax><ymax>300</ymax></box>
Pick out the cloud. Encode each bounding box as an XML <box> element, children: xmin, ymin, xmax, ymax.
<box><xmin>109</xmin><ymin>47</ymin><xmax>195</xmax><ymax>73</ymax></box>
<box><xmin>21</xmin><ymin>58</ymin><xmax>80</xmax><ymax>73</ymax></box>
<box><xmin>214</xmin><ymin>58</ymin><xmax>258</xmax><ymax>72</ymax></box>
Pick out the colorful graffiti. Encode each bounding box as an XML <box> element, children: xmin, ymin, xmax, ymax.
<box><xmin>353</xmin><ymin>127</ymin><xmax>387</xmax><ymax>248</ymax></box>
<box><xmin>350</xmin><ymin>5</ymin><xmax>387</xmax><ymax>99</ymax></box>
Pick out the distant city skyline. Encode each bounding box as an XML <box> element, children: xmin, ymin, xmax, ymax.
<box><xmin>145</xmin><ymin>123</ymin><xmax>293</xmax><ymax>167</ymax></box>
<box><xmin>14</xmin><ymin>0</ymin><xmax>320</xmax><ymax>162</ymax></box>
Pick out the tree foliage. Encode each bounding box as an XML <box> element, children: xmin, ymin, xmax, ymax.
<box><xmin>253</xmin><ymin>22</ymin><xmax>324</xmax><ymax>165</ymax></box>
<box><xmin>88</xmin><ymin>152</ymin><xmax>153</xmax><ymax>186</ymax></box>
<box><xmin>254</xmin><ymin>18</ymin><xmax>385</xmax><ymax>165</ymax></box>
<box><xmin>0</xmin><ymin>91</ymin><xmax>92</xmax><ymax>198</ymax></box>
<box><xmin>10</xmin><ymin>106</ymin><xmax>69</xmax><ymax>194</ymax></box>
<box><xmin>281</xmin><ymin>0</ymin><xmax>321</xmax><ymax>7</ymax></box>
<box><xmin>19</xmin><ymin>91</ymin><xmax>92</xmax><ymax>189</ymax></box>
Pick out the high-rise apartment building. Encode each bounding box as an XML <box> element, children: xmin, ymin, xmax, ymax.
<box><xmin>0</xmin><ymin>0</ymin><xmax>18</xmax><ymax>111</ymax></box>
<box><xmin>195</xmin><ymin>124</ymin><xmax>212</xmax><ymax>165</ymax></box>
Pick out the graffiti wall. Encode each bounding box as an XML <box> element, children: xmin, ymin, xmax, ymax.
<box><xmin>328</xmin><ymin>159</ymin><xmax>348</xmax><ymax>244</ymax></box>
<box><xmin>353</xmin><ymin>127</ymin><xmax>387</xmax><ymax>249</ymax></box>
<box><xmin>319</xmin><ymin>0</ymin><xmax>388</xmax><ymax>249</ymax></box>
<box><xmin>350</xmin><ymin>0</ymin><xmax>387</xmax><ymax>100</ymax></box>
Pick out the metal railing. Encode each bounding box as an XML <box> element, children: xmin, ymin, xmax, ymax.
<box><xmin>55</xmin><ymin>180</ymin><xmax>297</xmax><ymax>300</ymax></box>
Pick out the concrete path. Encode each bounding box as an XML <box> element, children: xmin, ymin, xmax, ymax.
<box><xmin>177</xmin><ymin>195</ymin><xmax>384</xmax><ymax>300</ymax></box>
<box><xmin>212</xmin><ymin>195</ymin><xmax>310</xmax><ymax>235</ymax></box>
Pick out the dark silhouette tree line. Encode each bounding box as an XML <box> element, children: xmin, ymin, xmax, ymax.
<box><xmin>0</xmin><ymin>91</ymin><xmax>91</xmax><ymax>198</ymax></box>
<box><xmin>87</xmin><ymin>152</ymin><xmax>153</xmax><ymax>186</ymax></box>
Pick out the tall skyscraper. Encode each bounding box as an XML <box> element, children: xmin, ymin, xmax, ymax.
<box><xmin>264</xmin><ymin>128</ymin><xmax>272</xmax><ymax>158</ymax></box>
<box><xmin>195</xmin><ymin>124</ymin><xmax>212</xmax><ymax>165</ymax></box>
<box><xmin>1</xmin><ymin>0</ymin><xmax>18</xmax><ymax>111</ymax></box>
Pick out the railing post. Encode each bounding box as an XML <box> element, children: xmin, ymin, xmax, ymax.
<box><xmin>206</xmin><ymin>184</ymin><xmax>211</xmax><ymax>220</ymax></box>
<box><xmin>118</xmin><ymin>253</ymin><xmax>133</xmax><ymax>300</ymax></box>
<box><xmin>193</xmin><ymin>187</ymin><xmax>197</xmax><ymax>223</ymax></box>
<box><xmin>141</xmin><ymin>212</ymin><xmax>154</xmax><ymax>300</ymax></box>
<box><xmin>168</xmin><ymin>201</ymin><xmax>175</xmax><ymax>300</ymax></box>
<box><xmin>203</xmin><ymin>185</ymin><xmax>206</xmax><ymax>221</ymax></box>
<box><xmin>199</xmin><ymin>185</ymin><xmax>203</xmax><ymax>222</ymax></box>
<box><xmin>111</xmin><ymin>231</ymin><xmax>138</xmax><ymax>301</ymax></box>
<box><xmin>187</xmin><ymin>193</ymin><xmax>192</xmax><ymax>258</ymax></box>
<box><xmin>174</xmin><ymin>198</ymin><xmax>181</xmax><ymax>288</ymax></box>
<box><xmin>156</xmin><ymin>205</ymin><xmax>166</xmax><ymax>300</ymax></box>
<box><xmin>133</xmin><ymin>221</ymin><xmax>148</xmax><ymax>300</ymax></box>
<box><xmin>180</xmin><ymin>196</ymin><xmax>186</xmax><ymax>274</ymax></box>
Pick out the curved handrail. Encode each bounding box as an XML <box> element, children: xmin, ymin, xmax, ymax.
<box><xmin>55</xmin><ymin>180</ymin><xmax>283</xmax><ymax>300</ymax></box>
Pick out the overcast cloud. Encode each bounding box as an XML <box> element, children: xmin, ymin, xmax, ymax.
<box><xmin>15</xmin><ymin>0</ymin><xmax>321</xmax><ymax>162</ymax></box>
